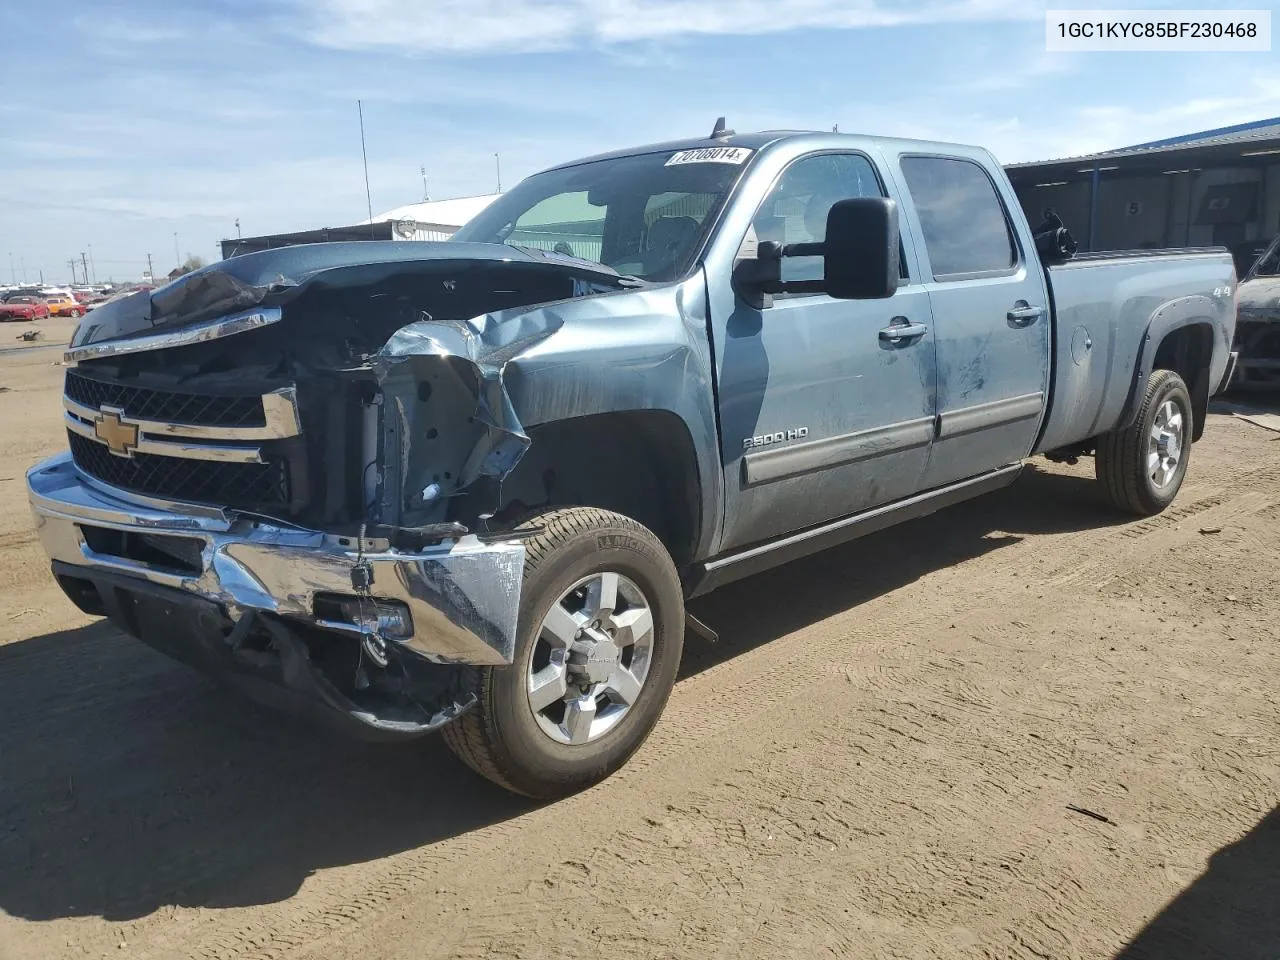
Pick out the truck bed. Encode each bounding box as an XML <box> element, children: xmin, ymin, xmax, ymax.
<box><xmin>1033</xmin><ymin>247</ymin><xmax>1236</xmax><ymax>455</ymax></box>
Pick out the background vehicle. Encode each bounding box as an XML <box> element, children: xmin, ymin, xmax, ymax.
<box><xmin>1232</xmin><ymin>233</ymin><xmax>1280</xmax><ymax>389</ymax></box>
<box><xmin>0</xmin><ymin>295</ymin><xmax>50</xmax><ymax>321</ymax></box>
<box><xmin>42</xmin><ymin>293</ymin><xmax>86</xmax><ymax>318</ymax></box>
<box><xmin>85</xmin><ymin>288</ymin><xmax>141</xmax><ymax>311</ymax></box>
<box><xmin>27</xmin><ymin>128</ymin><xmax>1236</xmax><ymax>798</ymax></box>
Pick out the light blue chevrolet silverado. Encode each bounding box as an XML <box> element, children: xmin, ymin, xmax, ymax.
<box><xmin>29</xmin><ymin>126</ymin><xmax>1237</xmax><ymax>797</ymax></box>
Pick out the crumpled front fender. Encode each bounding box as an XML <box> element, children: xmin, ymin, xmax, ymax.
<box><xmin>374</xmin><ymin>310</ymin><xmax>567</xmax><ymax>490</ymax></box>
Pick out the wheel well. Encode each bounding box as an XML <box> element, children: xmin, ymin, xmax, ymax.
<box><xmin>1152</xmin><ymin>323</ymin><xmax>1213</xmax><ymax>441</ymax></box>
<box><xmin>477</xmin><ymin>411</ymin><xmax>702</xmax><ymax>568</ymax></box>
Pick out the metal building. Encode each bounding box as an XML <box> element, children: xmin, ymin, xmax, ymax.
<box><xmin>1006</xmin><ymin>116</ymin><xmax>1280</xmax><ymax>275</ymax></box>
<box><xmin>220</xmin><ymin>194</ymin><xmax>502</xmax><ymax>259</ymax></box>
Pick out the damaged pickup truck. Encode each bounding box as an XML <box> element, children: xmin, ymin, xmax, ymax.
<box><xmin>28</xmin><ymin>128</ymin><xmax>1238</xmax><ymax>798</ymax></box>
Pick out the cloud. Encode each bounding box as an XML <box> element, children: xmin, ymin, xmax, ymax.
<box><xmin>1046</xmin><ymin>73</ymin><xmax>1280</xmax><ymax>158</ymax></box>
<box><xmin>304</xmin><ymin>0</ymin><xmax>1040</xmax><ymax>53</ymax></box>
<box><xmin>70</xmin><ymin>16</ymin><xmax>187</xmax><ymax>44</ymax></box>
<box><xmin>965</xmin><ymin>51</ymin><xmax>1081</xmax><ymax>93</ymax></box>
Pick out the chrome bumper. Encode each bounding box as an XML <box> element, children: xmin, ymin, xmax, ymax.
<box><xmin>27</xmin><ymin>453</ymin><xmax>524</xmax><ymax>666</ymax></box>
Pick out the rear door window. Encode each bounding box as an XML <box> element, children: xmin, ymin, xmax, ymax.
<box><xmin>900</xmin><ymin>156</ymin><xmax>1017</xmax><ymax>279</ymax></box>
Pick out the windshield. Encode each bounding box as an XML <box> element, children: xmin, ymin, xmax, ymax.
<box><xmin>1252</xmin><ymin>237</ymin><xmax>1280</xmax><ymax>278</ymax></box>
<box><xmin>452</xmin><ymin>148</ymin><xmax>753</xmax><ymax>282</ymax></box>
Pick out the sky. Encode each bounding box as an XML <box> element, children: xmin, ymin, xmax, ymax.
<box><xmin>1</xmin><ymin>0</ymin><xmax>1277</xmax><ymax>284</ymax></box>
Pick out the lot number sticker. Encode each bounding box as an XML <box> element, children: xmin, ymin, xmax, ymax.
<box><xmin>665</xmin><ymin>147</ymin><xmax>753</xmax><ymax>166</ymax></box>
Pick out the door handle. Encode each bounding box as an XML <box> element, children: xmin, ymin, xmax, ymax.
<box><xmin>878</xmin><ymin>319</ymin><xmax>928</xmax><ymax>343</ymax></box>
<box><xmin>1007</xmin><ymin>302</ymin><xmax>1045</xmax><ymax>326</ymax></box>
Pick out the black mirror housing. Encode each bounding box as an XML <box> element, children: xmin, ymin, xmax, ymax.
<box><xmin>824</xmin><ymin>198</ymin><xmax>900</xmax><ymax>300</ymax></box>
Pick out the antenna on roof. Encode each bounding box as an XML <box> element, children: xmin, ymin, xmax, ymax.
<box><xmin>710</xmin><ymin>116</ymin><xmax>734</xmax><ymax>139</ymax></box>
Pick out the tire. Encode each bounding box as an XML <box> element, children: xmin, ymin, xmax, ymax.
<box><xmin>441</xmin><ymin>507</ymin><xmax>685</xmax><ymax>799</ymax></box>
<box><xmin>70</xmin><ymin>307</ymin><xmax>84</xmax><ymax>318</ymax></box>
<box><xmin>1095</xmin><ymin>368</ymin><xmax>1193</xmax><ymax>516</ymax></box>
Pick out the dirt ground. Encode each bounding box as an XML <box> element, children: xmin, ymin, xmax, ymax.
<box><xmin>0</xmin><ymin>324</ymin><xmax>1277</xmax><ymax>960</ymax></box>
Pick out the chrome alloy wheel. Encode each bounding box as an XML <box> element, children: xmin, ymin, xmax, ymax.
<box><xmin>1147</xmin><ymin>398</ymin><xmax>1185</xmax><ymax>489</ymax></box>
<box><xmin>526</xmin><ymin>572</ymin><xmax>655</xmax><ymax>745</ymax></box>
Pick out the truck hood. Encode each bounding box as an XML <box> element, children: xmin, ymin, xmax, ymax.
<box><xmin>69</xmin><ymin>241</ymin><xmax>630</xmax><ymax>350</ymax></box>
<box><xmin>1237</xmin><ymin>275</ymin><xmax>1280</xmax><ymax>322</ymax></box>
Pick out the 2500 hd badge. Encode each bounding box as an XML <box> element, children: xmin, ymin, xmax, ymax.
<box><xmin>744</xmin><ymin>427</ymin><xmax>809</xmax><ymax>450</ymax></box>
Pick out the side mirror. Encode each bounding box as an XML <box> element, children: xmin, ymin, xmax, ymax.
<box><xmin>824</xmin><ymin>197</ymin><xmax>900</xmax><ymax>300</ymax></box>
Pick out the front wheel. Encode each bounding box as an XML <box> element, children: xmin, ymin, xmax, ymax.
<box><xmin>441</xmin><ymin>507</ymin><xmax>685</xmax><ymax>798</ymax></box>
<box><xmin>1095</xmin><ymin>368</ymin><xmax>1193</xmax><ymax>516</ymax></box>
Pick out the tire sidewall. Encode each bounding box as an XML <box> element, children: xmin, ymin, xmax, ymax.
<box><xmin>1139</xmin><ymin>372</ymin><xmax>1192</xmax><ymax>512</ymax></box>
<box><xmin>484</xmin><ymin>517</ymin><xmax>684</xmax><ymax>796</ymax></box>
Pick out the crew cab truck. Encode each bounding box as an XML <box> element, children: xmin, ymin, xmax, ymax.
<box><xmin>28</xmin><ymin>129</ymin><xmax>1237</xmax><ymax>798</ymax></box>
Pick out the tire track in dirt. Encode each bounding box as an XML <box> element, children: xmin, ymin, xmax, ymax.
<box><xmin>0</xmin><ymin>530</ymin><xmax>36</xmax><ymax>550</ymax></box>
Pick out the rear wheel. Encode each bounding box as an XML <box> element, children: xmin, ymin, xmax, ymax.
<box><xmin>1095</xmin><ymin>368</ymin><xmax>1192</xmax><ymax>516</ymax></box>
<box><xmin>441</xmin><ymin>507</ymin><xmax>684</xmax><ymax>798</ymax></box>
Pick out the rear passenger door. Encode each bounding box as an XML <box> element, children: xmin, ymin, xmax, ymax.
<box><xmin>893</xmin><ymin>154</ymin><xmax>1051</xmax><ymax>489</ymax></box>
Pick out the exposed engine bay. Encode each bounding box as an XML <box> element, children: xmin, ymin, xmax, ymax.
<box><xmin>54</xmin><ymin>243</ymin><xmax>628</xmax><ymax>735</ymax></box>
<box><xmin>67</xmin><ymin>243</ymin><xmax>628</xmax><ymax>534</ymax></box>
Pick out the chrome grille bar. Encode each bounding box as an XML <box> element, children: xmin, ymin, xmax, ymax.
<box><xmin>65</xmin><ymin>307</ymin><xmax>284</xmax><ymax>363</ymax></box>
<box><xmin>64</xmin><ymin>386</ymin><xmax>300</xmax><ymax>464</ymax></box>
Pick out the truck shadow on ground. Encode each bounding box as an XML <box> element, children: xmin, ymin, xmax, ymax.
<box><xmin>0</xmin><ymin>462</ymin><xmax>1126</xmax><ymax>922</ymax></box>
<box><xmin>683</xmin><ymin>460</ymin><xmax>1125</xmax><ymax>676</ymax></box>
<box><xmin>1113</xmin><ymin>806</ymin><xmax>1280</xmax><ymax>960</ymax></box>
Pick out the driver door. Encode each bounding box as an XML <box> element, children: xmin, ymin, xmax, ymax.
<box><xmin>708</xmin><ymin>151</ymin><xmax>938</xmax><ymax>552</ymax></box>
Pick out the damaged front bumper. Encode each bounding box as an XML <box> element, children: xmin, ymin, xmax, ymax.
<box><xmin>27</xmin><ymin>454</ymin><xmax>525</xmax><ymax>738</ymax></box>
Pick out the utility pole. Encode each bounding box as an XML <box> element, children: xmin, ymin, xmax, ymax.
<box><xmin>146</xmin><ymin>253</ymin><xmax>154</xmax><ymax>282</ymax></box>
<box><xmin>173</xmin><ymin>232</ymin><xmax>181</xmax><ymax>269</ymax></box>
<box><xmin>19</xmin><ymin>256</ymin><xmax>26</xmax><ymax>282</ymax></box>
<box><xmin>495</xmin><ymin>153</ymin><xmax>502</xmax><ymax>193</ymax></box>
<box><xmin>357</xmin><ymin>100</ymin><xmax>374</xmax><ymax>231</ymax></box>
<box><xmin>81</xmin><ymin>252</ymin><xmax>89</xmax><ymax>285</ymax></box>
<box><xmin>68</xmin><ymin>259</ymin><xmax>78</xmax><ymax>285</ymax></box>
<box><xmin>7</xmin><ymin>252</ymin><xmax>14</xmax><ymax>284</ymax></box>
<box><xmin>87</xmin><ymin>244</ymin><xmax>97</xmax><ymax>282</ymax></box>
<box><xmin>421</xmin><ymin>165</ymin><xmax>430</xmax><ymax>202</ymax></box>
<box><xmin>39</xmin><ymin>268</ymin><xmax>44</xmax><ymax>285</ymax></box>
<box><xmin>235</xmin><ymin>218</ymin><xmax>241</xmax><ymax>238</ymax></box>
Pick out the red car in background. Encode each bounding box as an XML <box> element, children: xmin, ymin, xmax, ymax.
<box><xmin>0</xmin><ymin>296</ymin><xmax>51</xmax><ymax>321</ymax></box>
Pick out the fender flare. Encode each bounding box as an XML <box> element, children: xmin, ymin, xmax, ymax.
<box><xmin>1116</xmin><ymin>295</ymin><xmax>1218</xmax><ymax>440</ymax></box>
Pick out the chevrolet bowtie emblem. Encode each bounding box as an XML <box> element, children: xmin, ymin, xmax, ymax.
<box><xmin>94</xmin><ymin>409</ymin><xmax>140</xmax><ymax>457</ymax></box>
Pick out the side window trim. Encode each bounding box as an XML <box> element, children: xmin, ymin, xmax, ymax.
<box><xmin>738</xmin><ymin>149</ymin><xmax>912</xmax><ymax>298</ymax></box>
<box><xmin>898</xmin><ymin>152</ymin><xmax>1024</xmax><ymax>283</ymax></box>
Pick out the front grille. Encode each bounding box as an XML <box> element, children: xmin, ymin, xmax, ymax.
<box><xmin>68</xmin><ymin>431</ymin><xmax>289</xmax><ymax>509</ymax></box>
<box><xmin>1236</xmin><ymin>321</ymin><xmax>1280</xmax><ymax>355</ymax></box>
<box><xmin>65</xmin><ymin>370</ymin><xmax>266</xmax><ymax>428</ymax></box>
